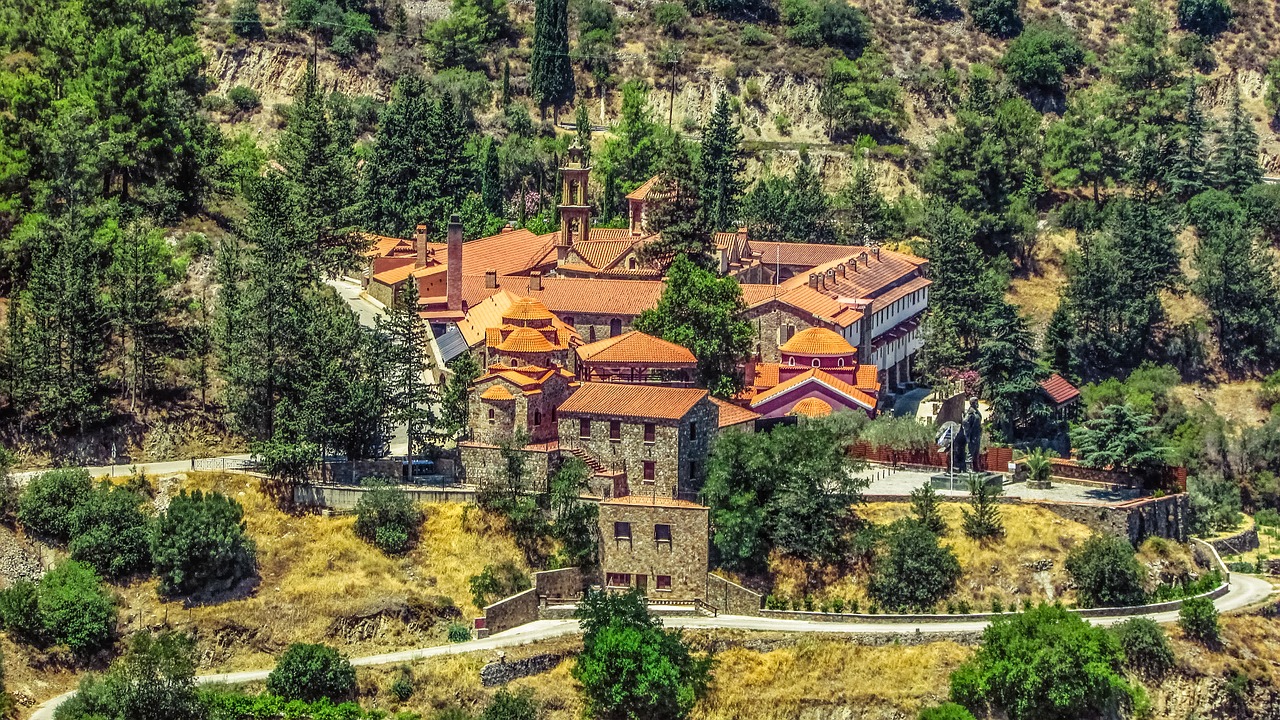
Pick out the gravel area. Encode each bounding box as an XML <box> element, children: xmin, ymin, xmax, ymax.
<box><xmin>858</xmin><ymin>465</ymin><xmax>1142</xmax><ymax>505</ymax></box>
<box><xmin>0</xmin><ymin>526</ymin><xmax>50</xmax><ymax>587</ymax></box>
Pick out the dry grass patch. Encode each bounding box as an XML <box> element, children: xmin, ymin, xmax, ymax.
<box><xmin>115</xmin><ymin>472</ymin><xmax>529</xmax><ymax>674</ymax></box>
<box><xmin>1171</xmin><ymin>380</ymin><xmax>1270</xmax><ymax>427</ymax></box>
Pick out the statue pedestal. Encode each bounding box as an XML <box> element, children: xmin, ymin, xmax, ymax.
<box><xmin>929</xmin><ymin>472</ymin><xmax>1004</xmax><ymax>492</ymax></box>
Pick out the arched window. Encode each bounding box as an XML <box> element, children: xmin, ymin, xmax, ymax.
<box><xmin>788</xmin><ymin>357</ymin><xmax>795</xmax><ymax>366</ymax></box>
<box><xmin>838</xmin><ymin>358</ymin><xmax>846</xmax><ymax>367</ymax></box>
<box><xmin>487</xmin><ymin>408</ymin><xmax>495</xmax><ymax>423</ymax></box>
<box><xmin>812</xmin><ymin>358</ymin><xmax>821</xmax><ymax>367</ymax></box>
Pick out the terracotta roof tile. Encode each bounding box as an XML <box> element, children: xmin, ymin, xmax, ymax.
<box><xmin>494</xmin><ymin>326</ymin><xmax>558</xmax><ymax>353</ymax></box>
<box><xmin>461</xmin><ymin>275</ymin><xmax>665</xmax><ymax>316</ymax></box>
<box><xmin>711</xmin><ymin>397</ymin><xmax>761</xmax><ymax>428</ymax></box>
<box><xmin>625</xmin><ymin>175</ymin><xmax>660</xmax><ymax>201</ymax></box>
<box><xmin>571</xmin><ymin>239</ymin><xmax>635</xmax><ymax>269</ymax></box>
<box><xmin>749</xmin><ymin>368</ymin><xmax>877</xmax><ymax>411</ymax></box>
<box><xmin>601</xmin><ymin>494</ymin><xmax>708</xmax><ymax>510</ymax></box>
<box><xmin>780</xmin><ymin>327</ymin><xmax>856</xmax><ymax>357</ymax></box>
<box><xmin>479</xmin><ymin>385</ymin><xmax>516</xmax><ymax>400</ymax></box>
<box><xmin>1040</xmin><ymin>373</ymin><xmax>1080</xmax><ymax>405</ymax></box>
<box><xmin>503</xmin><ymin>296</ymin><xmax>555</xmax><ymax>322</ymax></box>
<box><xmin>748</xmin><ymin>241</ymin><xmax>863</xmax><ymax>268</ymax></box>
<box><xmin>556</xmin><ymin>382</ymin><xmax>708</xmax><ymax>421</ymax></box>
<box><xmin>476</xmin><ymin>364</ymin><xmax>574</xmax><ymax>390</ymax></box>
<box><xmin>577</xmin><ymin>331</ymin><xmax>696</xmax><ymax>365</ymax></box>
<box><xmin>789</xmin><ymin>397</ymin><xmax>833</xmax><ymax>417</ymax></box>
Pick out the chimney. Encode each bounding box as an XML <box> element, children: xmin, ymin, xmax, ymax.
<box><xmin>826</xmin><ymin>268</ymin><xmax>837</xmax><ymax>286</ymax></box>
<box><xmin>447</xmin><ymin>214</ymin><xmax>463</xmax><ymax>312</ymax></box>
<box><xmin>808</xmin><ymin>273</ymin><xmax>819</xmax><ymax>289</ymax></box>
<box><xmin>850</xmin><ymin>259</ymin><xmax>858</xmax><ymax>272</ymax></box>
<box><xmin>415</xmin><ymin>223</ymin><xmax>428</xmax><ymax>268</ymax></box>
<box><xmin>858</xmin><ymin>251</ymin><xmax>869</xmax><ymax>265</ymax></box>
<box><xmin>837</xmin><ymin>263</ymin><xmax>846</xmax><ymax>278</ymax></box>
<box><xmin>501</xmin><ymin>222</ymin><xmax>514</xmax><ymax>234</ymax></box>
<box><xmin>529</xmin><ymin>271</ymin><xmax>542</xmax><ymax>292</ymax></box>
<box><xmin>485</xmin><ymin>269</ymin><xmax>498</xmax><ymax>289</ymax></box>
<box><xmin>873</xmin><ymin>247</ymin><xmax>881</xmax><ymax>261</ymax></box>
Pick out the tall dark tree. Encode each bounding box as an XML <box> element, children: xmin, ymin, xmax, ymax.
<box><xmin>530</xmin><ymin>0</ymin><xmax>574</xmax><ymax>120</ymax></box>
<box><xmin>1211</xmin><ymin>82</ymin><xmax>1263</xmax><ymax>196</ymax></box>
<box><xmin>1168</xmin><ymin>76</ymin><xmax>1211</xmax><ymax>200</ymax></box>
<box><xmin>1045</xmin><ymin>83</ymin><xmax>1127</xmax><ymax>204</ymax></box>
<box><xmin>377</xmin><ymin>277</ymin><xmax>440</xmax><ymax>466</ymax></box>
<box><xmin>640</xmin><ymin>137</ymin><xmax>714</xmax><ymax>266</ymax></box>
<box><xmin>697</xmin><ymin>93</ymin><xmax>745</xmax><ymax>233</ymax></box>
<box><xmin>105</xmin><ymin>222</ymin><xmax>177</xmax><ymax>413</ymax></box>
<box><xmin>977</xmin><ymin>300</ymin><xmax>1046</xmax><ymax>439</ymax></box>
<box><xmin>480</xmin><ymin>137</ymin><xmax>503</xmax><ymax>215</ymax></box>
<box><xmin>1106</xmin><ymin>0</ymin><xmax>1186</xmax><ymax>132</ymax></box>
<box><xmin>920</xmin><ymin>201</ymin><xmax>996</xmax><ymax>356</ymax></box>
<box><xmin>840</xmin><ymin>162</ymin><xmax>892</xmax><ymax>244</ymax></box>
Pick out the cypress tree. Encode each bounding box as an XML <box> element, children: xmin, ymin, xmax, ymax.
<box><xmin>640</xmin><ymin>136</ymin><xmax>714</xmax><ymax>267</ymax></box>
<box><xmin>480</xmin><ymin>137</ymin><xmax>503</xmax><ymax>215</ymax></box>
<box><xmin>783</xmin><ymin>153</ymin><xmax>834</xmax><ymax>243</ymax></box>
<box><xmin>530</xmin><ymin>0</ymin><xmax>574</xmax><ymax>121</ymax></box>
<box><xmin>376</xmin><ymin>277</ymin><xmax>439</xmax><ymax>466</ymax></box>
<box><xmin>921</xmin><ymin>201</ymin><xmax>995</xmax><ymax>355</ymax></box>
<box><xmin>1042</xmin><ymin>298</ymin><xmax>1075</xmax><ymax>377</ymax></box>
<box><xmin>1211</xmin><ymin>82</ymin><xmax>1263</xmax><ymax>196</ymax></box>
<box><xmin>501</xmin><ymin>60</ymin><xmax>511</xmax><ymax>106</ymax></box>
<box><xmin>841</xmin><ymin>162</ymin><xmax>890</xmax><ymax>244</ymax></box>
<box><xmin>575</xmin><ymin>103</ymin><xmax>593</xmax><ymax>165</ymax></box>
<box><xmin>105</xmin><ymin>222</ymin><xmax>175</xmax><ymax>412</ymax></box>
<box><xmin>1168</xmin><ymin>76</ymin><xmax>1211</xmax><ymax>200</ymax></box>
<box><xmin>698</xmin><ymin>93</ymin><xmax>745</xmax><ymax>233</ymax></box>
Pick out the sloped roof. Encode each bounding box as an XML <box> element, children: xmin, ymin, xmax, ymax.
<box><xmin>577</xmin><ymin>331</ymin><xmax>696</xmax><ymax>365</ymax></box>
<box><xmin>476</xmin><ymin>364</ymin><xmax>573</xmax><ymax>390</ymax></box>
<box><xmin>571</xmin><ymin>239</ymin><xmax>636</xmax><ymax>269</ymax></box>
<box><xmin>750</xmin><ymin>368</ymin><xmax>877</xmax><ymax>411</ymax></box>
<box><xmin>480</xmin><ymin>385</ymin><xmax>516</xmax><ymax>400</ymax></box>
<box><xmin>1039</xmin><ymin>373</ymin><xmax>1080</xmax><ymax>405</ymax></box>
<box><xmin>780</xmin><ymin>328</ymin><xmax>856</xmax><ymax>357</ymax></box>
<box><xmin>460</xmin><ymin>275</ymin><xmax>665</xmax><ymax>316</ymax></box>
<box><xmin>503</xmin><ymin>296</ymin><xmax>555</xmax><ymax>322</ymax></box>
<box><xmin>556</xmin><ymin>382</ymin><xmax>708</xmax><ymax>421</ymax></box>
<box><xmin>494</xmin><ymin>326</ymin><xmax>557</xmax><ymax>353</ymax></box>
<box><xmin>625</xmin><ymin>175</ymin><xmax>661</xmax><ymax>201</ymax></box>
<box><xmin>789</xmin><ymin>397</ymin><xmax>833</xmax><ymax>417</ymax></box>
<box><xmin>710</xmin><ymin>397</ymin><xmax>761</xmax><ymax>428</ymax></box>
<box><xmin>748</xmin><ymin>241</ymin><xmax>866</xmax><ymax>268</ymax></box>
<box><xmin>363</xmin><ymin>233</ymin><xmax>415</xmax><ymax>258</ymax></box>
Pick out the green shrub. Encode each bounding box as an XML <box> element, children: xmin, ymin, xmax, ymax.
<box><xmin>447</xmin><ymin>622</ymin><xmax>472</xmax><ymax>643</ymax></box>
<box><xmin>54</xmin><ymin>632</ymin><xmax>203</xmax><ymax>720</ymax></box>
<box><xmin>908</xmin><ymin>0</ymin><xmax>957</xmax><ymax>20</ymax></box>
<box><xmin>480</xmin><ymin>687</ymin><xmax>539</xmax><ymax>720</ymax></box>
<box><xmin>1112</xmin><ymin>617</ymin><xmax>1175</xmax><ymax>677</ymax></box>
<box><xmin>1189</xmin><ymin>473</ymin><xmax>1243</xmax><ymax>535</ymax></box>
<box><xmin>468</xmin><ymin>561</ymin><xmax>532</xmax><ymax>609</ymax></box>
<box><xmin>1064</xmin><ymin>534</ymin><xmax>1147</xmax><ymax>608</ymax></box>
<box><xmin>830</xmin><ymin>597</ymin><xmax>846</xmax><ymax>613</ymax></box>
<box><xmin>740</xmin><ymin>24</ymin><xmax>772</xmax><ymax>45</ymax></box>
<box><xmin>919</xmin><ymin>703</ymin><xmax>976</xmax><ymax>720</ymax></box>
<box><xmin>968</xmin><ymin>0</ymin><xmax>1020</xmax><ymax>37</ymax></box>
<box><xmin>1256</xmin><ymin>508</ymin><xmax>1280</xmax><ymax>528</ymax></box>
<box><xmin>1177</xmin><ymin>0</ymin><xmax>1232</xmax><ymax>36</ymax></box>
<box><xmin>910</xmin><ymin>482</ymin><xmax>947</xmax><ymax>535</ymax></box>
<box><xmin>18</xmin><ymin>468</ymin><xmax>93</xmax><ymax>541</ymax></box>
<box><xmin>961</xmin><ymin>480</ymin><xmax>1003</xmax><ymax>540</ymax></box>
<box><xmin>818</xmin><ymin>0</ymin><xmax>871</xmax><ymax>53</ymax></box>
<box><xmin>949</xmin><ymin>604</ymin><xmax>1133</xmax><ymax>720</ymax></box>
<box><xmin>1259</xmin><ymin>370</ymin><xmax>1280</xmax><ymax>411</ymax></box>
<box><xmin>390</xmin><ymin>667</ymin><xmax>414</xmax><ymax>701</ymax></box>
<box><xmin>354</xmin><ymin>479</ymin><xmax>422</xmax><ymax>555</ymax></box>
<box><xmin>1179</xmin><ymin>596</ymin><xmax>1220</xmax><ymax>644</ymax></box>
<box><xmin>227</xmin><ymin>85</ymin><xmax>261</xmax><ymax>112</ymax></box>
<box><xmin>68</xmin><ymin>484</ymin><xmax>152</xmax><ymax>579</ymax></box>
<box><xmin>1149</xmin><ymin>570</ymin><xmax>1223</xmax><ymax>602</ymax></box>
<box><xmin>151</xmin><ymin>491</ymin><xmax>257</xmax><ymax>598</ymax></box>
<box><xmin>774</xmin><ymin>113</ymin><xmax>792</xmax><ymax>135</ymax></box>
<box><xmin>231</xmin><ymin>0</ymin><xmax>263</xmax><ymax>38</ymax></box>
<box><xmin>266</xmin><ymin>643</ymin><xmax>357</xmax><ymax>702</ymax></box>
<box><xmin>37</xmin><ymin>561</ymin><xmax>116</xmax><ymax>654</ymax></box>
<box><xmin>653</xmin><ymin>2</ymin><xmax>689</xmax><ymax>35</ymax></box>
<box><xmin>0</xmin><ymin>581</ymin><xmax>43</xmax><ymax>643</ymax></box>
<box><xmin>868</xmin><ymin>519</ymin><xmax>961</xmax><ymax>612</ymax></box>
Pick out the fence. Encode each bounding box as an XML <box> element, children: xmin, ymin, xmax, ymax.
<box><xmin>851</xmin><ymin>441</ymin><xmax>1013</xmax><ymax>473</ymax></box>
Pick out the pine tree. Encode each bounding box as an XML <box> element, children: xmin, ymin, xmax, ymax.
<box><xmin>697</xmin><ymin>93</ymin><xmax>745</xmax><ymax>233</ymax></box>
<box><xmin>441</xmin><ymin>351</ymin><xmax>482</xmax><ymax>440</ymax></box>
<box><xmin>782</xmin><ymin>153</ymin><xmax>835</xmax><ymax>243</ymax></box>
<box><xmin>962</xmin><ymin>480</ymin><xmax>1004</xmax><ymax>539</ymax></box>
<box><xmin>1211</xmin><ymin>82</ymin><xmax>1263</xmax><ymax>196</ymax></box>
<box><xmin>1045</xmin><ymin>83</ymin><xmax>1127</xmax><ymax>204</ymax></box>
<box><xmin>231</xmin><ymin>0</ymin><xmax>263</xmax><ymax>38</ymax></box>
<box><xmin>575</xmin><ymin>103</ymin><xmax>593</xmax><ymax>166</ymax></box>
<box><xmin>1169</xmin><ymin>76</ymin><xmax>1211</xmax><ymax>200</ymax></box>
<box><xmin>1106</xmin><ymin>0</ymin><xmax>1187</xmax><ymax>130</ymax></box>
<box><xmin>640</xmin><ymin>136</ymin><xmax>714</xmax><ymax>267</ymax></box>
<box><xmin>599</xmin><ymin>81</ymin><xmax>661</xmax><ymax>191</ymax></box>
<box><xmin>480</xmin><ymin>137</ymin><xmax>503</xmax><ymax>215</ymax></box>
<box><xmin>841</xmin><ymin>162</ymin><xmax>890</xmax><ymax>243</ymax></box>
<box><xmin>1042</xmin><ymin>298</ymin><xmax>1075</xmax><ymax>377</ymax></box>
<box><xmin>377</xmin><ymin>277</ymin><xmax>440</xmax><ymax>466</ymax></box>
<box><xmin>105</xmin><ymin>222</ymin><xmax>176</xmax><ymax>412</ymax></box>
<box><xmin>530</xmin><ymin>0</ymin><xmax>574</xmax><ymax>120</ymax></box>
<box><xmin>921</xmin><ymin>201</ymin><xmax>996</xmax><ymax>355</ymax></box>
<box><xmin>910</xmin><ymin>482</ymin><xmax>947</xmax><ymax>535</ymax></box>
<box><xmin>977</xmin><ymin>300</ymin><xmax>1046</xmax><ymax>439</ymax></box>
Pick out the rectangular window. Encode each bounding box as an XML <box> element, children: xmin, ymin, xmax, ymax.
<box><xmin>609</xmin><ymin>420</ymin><xmax>621</xmax><ymax>441</ymax></box>
<box><xmin>655</xmin><ymin>524</ymin><xmax>672</xmax><ymax>543</ymax></box>
<box><xmin>689</xmin><ymin>461</ymin><xmax>699</xmax><ymax>479</ymax></box>
<box><xmin>644</xmin><ymin>423</ymin><xmax>655</xmax><ymax>443</ymax></box>
<box><xmin>689</xmin><ymin>421</ymin><xmax>698</xmax><ymax>440</ymax></box>
<box><xmin>613</xmin><ymin>522</ymin><xmax>631</xmax><ymax>540</ymax></box>
<box><xmin>643</xmin><ymin>461</ymin><xmax>655</xmax><ymax>482</ymax></box>
<box><xmin>606</xmin><ymin>573</ymin><xmax>631</xmax><ymax>588</ymax></box>
<box><xmin>580</xmin><ymin>418</ymin><xmax>591</xmax><ymax>439</ymax></box>
<box><xmin>656</xmin><ymin>575</ymin><xmax>672</xmax><ymax>591</ymax></box>
<box><xmin>785</xmin><ymin>324</ymin><xmax>795</xmax><ymax>341</ymax></box>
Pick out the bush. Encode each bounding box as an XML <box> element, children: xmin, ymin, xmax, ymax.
<box><xmin>968</xmin><ymin>0</ymin><xmax>1020</xmax><ymax>37</ymax></box>
<box><xmin>919</xmin><ymin>703</ymin><xmax>977</xmax><ymax>720</ymax></box>
<box><xmin>480</xmin><ymin>688</ymin><xmax>539</xmax><ymax>720</ymax></box>
<box><xmin>266</xmin><ymin>643</ymin><xmax>357</xmax><ymax>702</ymax></box>
<box><xmin>0</xmin><ymin>581</ymin><xmax>43</xmax><ymax>643</ymax></box>
<box><xmin>818</xmin><ymin>0</ymin><xmax>872</xmax><ymax>54</ymax></box>
<box><xmin>910</xmin><ymin>482</ymin><xmax>947</xmax><ymax>535</ymax></box>
<box><xmin>18</xmin><ymin>468</ymin><xmax>93</xmax><ymax>541</ymax></box>
<box><xmin>68</xmin><ymin>484</ymin><xmax>153</xmax><ymax>579</ymax></box>
<box><xmin>1179</xmin><ymin>596</ymin><xmax>1220</xmax><ymax>643</ymax></box>
<box><xmin>1112</xmin><ymin>617</ymin><xmax>1175</xmax><ymax>677</ymax></box>
<box><xmin>1256</xmin><ymin>507</ymin><xmax>1280</xmax><ymax>527</ymax></box>
<box><xmin>227</xmin><ymin>85</ymin><xmax>261</xmax><ymax>112</ymax></box>
<box><xmin>389</xmin><ymin>667</ymin><xmax>414</xmax><ymax>701</ymax></box>
<box><xmin>653</xmin><ymin>2</ymin><xmax>689</xmax><ymax>35</ymax></box>
<box><xmin>1065</xmin><ymin>534</ymin><xmax>1147</xmax><ymax>608</ymax></box>
<box><xmin>1188</xmin><ymin>473</ymin><xmax>1243</xmax><ymax>535</ymax></box>
<box><xmin>909</xmin><ymin>0</ymin><xmax>957</xmax><ymax>19</ymax></box>
<box><xmin>961</xmin><ymin>480</ymin><xmax>1003</xmax><ymax>540</ymax></box>
<box><xmin>468</xmin><ymin>561</ymin><xmax>532</xmax><ymax>609</ymax></box>
<box><xmin>37</xmin><ymin>561</ymin><xmax>116</xmax><ymax>654</ymax></box>
<box><xmin>151</xmin><ymin>491</ymin><xmax>257</xmax><ymax>598</ymax></box>
<box><xmin>231</xmin><ymin>0</ymin><xmax>263</xmax><ymax>38</ymax></box>
<box><xmin>740</xmin><ymin>24</ymin><xmax>773</xmax><ymax>45</ymax></box>
<box><xmin>1001</xmin><ymin>21</ymin><xmax>1086</xmax><ymax>90</ymax></box>
<box><xmin>949</xmin><ymin>604</ymin><xmax>1133</xmax><ymax>720</ymax></box>
<box><xmin>1177</xmin><ymin>0</ymin><xmax>1232</xmax><ymax>36</ymax></box>
<box><xmin>868</xmin><ymin>519</ymin><xmax>961</xmax><ymax>612</ymax></box>
<box><xmin>447</xmin><ymin>622</ymin><xmax>472</xmax><ymax>643</ymax></box>
<box><xmin>54</xmin><ymin>631</ymin><xmax>203</xmax><ymax>720</ymax></box>
<box><xmin>354</xmin><ymin>479</ymin><xmax>423</xmax><ymax>555</ymax></box>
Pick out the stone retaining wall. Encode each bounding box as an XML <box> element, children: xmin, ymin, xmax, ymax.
<box><xmin>293</xmin><ymin>484</ymin><xmax>476</xmax><ymax>511</ymax></box>
<box><xmin>1206</xmin><ymin>525</ymin><xmax>1260</xmax><ymax>556</ymax></box>
<box><xmin>706</xmin><ymin>573</ymin><xmax>763</xmax><ymax>616</ymax></box>
<box><xmin>480</xmin><ymin>653</ymin><xmax>567</xmax><ymax>687</ymax></box>
<box><xmin>480</xmin><ymin>587</ymin><xmax>539</xmax><ymax>637</ymax></box>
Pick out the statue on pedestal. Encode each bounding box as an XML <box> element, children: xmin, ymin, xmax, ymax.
<box><xmin>962</xmin><ymin>397</ymin><xmax>983</xmax><ymax>472</ymax></box>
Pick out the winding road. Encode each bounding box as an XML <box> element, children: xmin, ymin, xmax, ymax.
<box><xmin>27</xmin><ymin>573</ymin><xmax>1275</xmax><ymax>720</ymax></box>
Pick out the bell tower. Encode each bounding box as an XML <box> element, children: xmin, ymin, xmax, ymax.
<box><xmin>557</xmin><ymin>142</ymin><xmax>592</xmax><ymax>265</ymax></box>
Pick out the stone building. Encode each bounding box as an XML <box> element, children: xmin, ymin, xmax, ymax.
<box><xmin>481</xmin><ymin>296</ymin><xmax>580</xmax><ymax>370</ymax></box>
<box><xmin>747</xmin><ymin>327</ymin><xmax>881</xmax><ymax>418</ymax></box>
<box><xmin>555</xmin><ymin>382</ymin><xmax>719</xmax><ymax>499</ymax></box>
<box><xmin>598</xmin><ymin>495</ymin><xmax>710</xmax><ymax>601</ymax></box>
<box><xmin>467</xmin><ymin>365</ymin><xmax>575</xmax><ymax>447</ymax></box>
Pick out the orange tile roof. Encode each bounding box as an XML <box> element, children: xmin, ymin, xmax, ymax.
<box><xmin>1040</xmin><ymin>373</ymin><xmax>1080</xmax><ymax>405</ymax></box>
<box><xmin>460</xmin><ymin>275</ymin><xmax>665</xmax><ymax>316</ymax></box>
<box><xmin>789</xmin><ymin>397</ymin><xmax>833</xmax><ymax>417</ymax></box>
<box><xmin>494</xmin><ymin>326</ymin><xmax>558</xmax><ymax>353</ymax></box>
<box><xmin>750</xmin><ymin>368</ymin><xmax>877</xmax><ymax>411</ymax></box>
<box><xmin>479</xmin><ymin>384</ymin><xmax>517</xmax><ymax>400</ymax></box>
<box><xmin>601</xmin><ymin>494</ymin><xmax>708</xmax><ymax>510</ymax></box>
<box><xmin>711</xmin><ymin>397</ymin><xmax>761</xmax><ymax>428</ymax></box>
<box><xmin>477</xmin><ymin>364</ymin><xmax>574</xmax><ymax>390</ymax></box>
<box><xmin>871</xmin><ymin>275</ymin><xmax>932</xmax><ymax>309</ymax></box>
<box><xmin>625</xmin><ymin>175</ymin><xmax>660</xmax><ymax>201</ymax></box>
<box><xmin>748</xmin><ymin>241</ymin><xmax>868</xmax><ymax>268</ymax></box>
<box><xmin>780</xmin><ymin>327</ymin><xmax>856</xmax><ymax>357</ymax></box>
<box><xmin>503</xmin><ymin>296</ymin><xmax>555</xmax><ymax>322</ymax></box>
<box><xmin>571</xmin><ymin>239</ymin><xmax>635</xmax><ymax>269</ymax></box>
<box><xmin>556</xmin><ymin>382</ymin><xmax>708</xmax><ymax>421</ymax></box>
<box><xmin>776</xmin><ymin>249</ymin><xmax>926</xmax><ymax>301</ymax></box>
<box><xmin>577</xmin><ymin>331</ymin><xmax>696</xmax><ymax>365</ymax></box>
<box><xmin>363</xmin><ymin>233</ymin><xmax>413</xmax><ymax>258</ymax></box>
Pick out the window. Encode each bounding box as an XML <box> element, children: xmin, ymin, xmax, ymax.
<box><xmin>609</xmin><ymin>420</ymin><xmax>621</xmax><ymax>441</ymax></box>
<box><xmin>551</xmin><ymin>407</ymin><xmax>557</xmax><ymax>423</ymax></box>
<box><xmin>628</xmin><ymin>257</ymin><xmax>637</xmax><ymax>269</ymax></box>
<box><xmin>812</xmin><ymin>358</ymin><xmax>821</xmax><ymax>367</ymax></box>
<box><xmin>580</xmin><ymin>418</ymin><xmax>591</xmax><ymax>439</ymax></box>
<box><xmin>606</xmin><ymin>573</ymin><xmax>632</xmax><ymax>588</ymax></box>
<box><xmin>644</xmin><ymin>423</ymin><xmax>655</xmax><ymax>443</ymax></box>
<box><xmin>788</xmin><ymin>357</ymin><xmax>795</xmax><ymax>366</ymax></box>
<box><xmin>643</xmin><ymin>461</ymin><xmax>655</xmax><ymax>482</ymax></box>
<box><xmin>838</xmin><ymin>358</ymin><xmax>846</xmax><ymax>367</ymax></box>
<box><xmin>487</xmin><ymin>408</ymin><xmax>495</xmax><ymax>423</ymax></box>
<box><xmin>613</xmin><ymin>522</ymin><xmax>631</xmax><ymax>540</ymax></box>
<box><xmin>689</xmin><ymin>421</ymin><xmax>698</xmax><ymax>440</ymax></box>
<box><xmin>533</xmin><ymin>410</ymin><xmax>542</xmax><ymax>426</ymax></box>
<box><xmin>785</xmin><ymin>324</ymin><xmax>795</xmax><ymax>341</ymax></box>
<box><xmin>656</xmin><ymin>575</ymin><xmax>672</xmax><ymax>591</ymax></box>
<box><xmin>563</xmin><ymin>316</ymin><xmax>575</xmax><ymax>327</ymax></box>
<box><xmin>610</xmin><ymin>318</ymin><xmax>622</xmax><ymax>337</ymax></box>
<box><xmin>655</xmin><ymin>524</ymin><xmax>671</xmax><ymax>542</ymax></box>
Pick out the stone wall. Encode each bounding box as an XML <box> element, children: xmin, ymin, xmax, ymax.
<box><xmin>852</xmin><ymin>441</ymin><xmax>1014</xmax><ymax>474</ymax></box>
<box><xmin>1048</xmin><ymin>458</ymin><xmax>1188</xmax><ymax>491</ymax></box>
<box><xmin>744</xmin><ymin>303</ymin><xmax>826</xmax><ymax>363</ymax></box>
<box><xmin>706</xmin><ymin>573</ymin><xmax>763</xmax><ymax>615</ymax></box>
<box><xmin>1207</xmin><ymin>525</ymin><xmax>1260</xmax><ymax>556</ymax></box>
<box><xmin>480</xmin><ymin>587</ymin><xmax>539</xmax><ymax>636</ymax></box>
<box><xmin>480</xmin><ymin>654</ymin><xmax>568</xmax><ymax>687</ymax></box>
<box><xmin>562</xmin><ymin>312</ymin><xmax>639</xmax><ymax>346</ymax></box>
<box><xmin>320</xmin><ymin>459</ymin><xmax>405</xmax><ymax>485</ymax></box>
<box><xmin>458</xmin><ymin>443</ymin><xmax>556</xmax><ymax>491</ymax></box>
<box><xmin>468</xmin><ymin>373</ymin><xmax>572</xmax><ymax>446</ymax></box>
<box><xmin>293</xmin><ymin>484</ymin><xmax>475</xmax><ymax>511</ymax></box>
<box><xmin>598</xmin><ymin>501</ymin><xmax>709</xmax><ymax>600</ymax></box>
<box><xmin>534</xmin><ymin>566</ymin><xmax>584</xmax><ymax>600</ymax></box>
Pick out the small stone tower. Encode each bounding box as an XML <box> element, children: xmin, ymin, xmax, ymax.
<box><xmin>557</xmin><ymin>142</ymin><xmax>592</xmax><ymax>265</ymax></box>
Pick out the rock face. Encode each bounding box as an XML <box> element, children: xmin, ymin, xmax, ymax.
<box><xmin>0</xmin><ymin>526</ymin><xmax>50</xmax><ymax>587</ymax></box>
<box><xmin>480</xmin><ymin>652</ymin><xmax>567</xmax><ymax>687</ymax></box>
<box><xmin>204</xmin><ymin>41</ymin><xmax>389</xmax><ymax>109</ymax></box>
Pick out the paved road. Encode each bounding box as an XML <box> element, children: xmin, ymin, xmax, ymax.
<box><xmin>27</xmin><ymin>573</ymin><xmax>1274</xmax><ymax>720</ymax></box>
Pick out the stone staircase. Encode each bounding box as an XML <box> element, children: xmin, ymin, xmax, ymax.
<box><xmin>566</xmin><ymin>445</ymin><xmax>608</xmax><ymax>474</ymax></box>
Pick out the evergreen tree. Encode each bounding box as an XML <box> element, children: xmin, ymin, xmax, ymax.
<box><xmin>1211</xmin><ymin>82</ymin><xmax>1263</xmax><ymax>196</ymax></box>
<box><xmin>968</xmin><ymin>0</ymin><xmax>1021</xmax><ymax>38</ymax></box>
<box><xmin>697</xmin><ymin>93</ymin><xmax>745</xmax><ymax>233</ymax></box>
<box><xmin>1042</xmin><ymin>299</ymin><xmax>1075</xmax><ymax>376</ymax></box>
<box><xmin>1045</xmin><ymin>84</ymin><xmax>1127</xmax><ymax>204</ymax></box>
<box><xmin>818</xmin><ymin>51</ymin><xmax>908</xmax><ymax>140</ymax></box>
<box><xmin>1106</xmin><ymin>0</ymin><xmax>1186</xmax><ymax>131</ymax></box>
<box><xmin>977</xmin><ymin>300</ymin><xmax>1046</xmax><ymax>439</ymax></box>
<box><xmin>441</xmin><ymin>351</ymin><xmax>482</xmax><ymax>440</ymax></box>
<box><xmin>530</xmin><ymin>0</ymin><xmax>574</xmax><ymax>120</ymax></box>
<box><xmin>376</xmin><ymin>277</ymin><xmax>440</xmax><ymax>465</ymax></box>
<box><xmin>501</xmin><ymin>60</ymin><xmax>511</xmax><ymax>105</ymax></box>
<box><xmin>961</xmin><ymin>479</ymin><xmax>1004</xmax><ymax>539</ymax></box>
<box><xmin>480</xmin><ymin>137</ymin><xmax>503</xmax><ymax>215</ymax></box>
<box><xmin>910</xmin><ymin>482</ymin><xmax>947</xmax><ymax>535</ymax></box>
<box><xmin>1177</xmin><ymin>0</ymin><xmax>1232</xmax><ymax>37</ymax></box>
<box><xmin>840</xmin><ymin>162</ymin><xmax>891</xmax><ymax>244</ymax></box>
<box><xmin>575</xmin><ymin>103</ymin><xmax>593</xmax><ymax>165</ymax></box>
<box><xmin>782</xmin><ymin>153</ymin><xmax>835</xmax><ymax>243</ymax></box>
<box><xmin>920</xmin><ymin>201</ymin><xmax>997</xmax><ymax>356</ymax></box>
<box><xmin>232</xmin><ymin>0</ymin><xmax>264</xmax><ymax>38</ymax></box>
<box><xmin>105</xmin><ymin>222</ymin><xmax>176</xmax><ymax>412</ymax></box>
<box><xmin>599</xmin><ymin>81</ymin><xmax>662</xmax><ymax>192</ymax></box>
<box><xmin>641</xmin><ymin>136</ymin><xmax>714</xmax><ymax>266</ymax></box>
<box><xmin>1169</xmin><ymin>76</ymin><xmax>1211</xmax><ymax>200</ymax></box>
